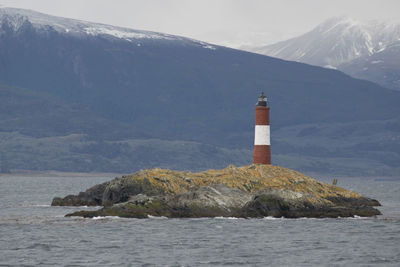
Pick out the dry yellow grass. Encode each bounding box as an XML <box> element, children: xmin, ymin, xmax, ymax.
<box><xmin>126</xmin><ymin>164</ymin><xmax>361</xmax><ymax>202</ymax></box>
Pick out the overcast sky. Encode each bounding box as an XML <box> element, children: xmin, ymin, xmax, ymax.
<box><xmin>1</xmin><ymin>0</ymin><xmax>399</xmax><ymax>47</ymax></box>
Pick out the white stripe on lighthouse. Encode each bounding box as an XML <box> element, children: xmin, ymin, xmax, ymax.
<box><xmin>254</xmin><ymin>125</ymin><xmax>270</xmax><ymax>145</ymax></box>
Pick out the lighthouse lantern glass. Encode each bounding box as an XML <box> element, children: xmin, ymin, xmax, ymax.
<box><xmin>257</xmin><ymin>93</ymin><xmax>267</xmax><ymax>106</ymax></box>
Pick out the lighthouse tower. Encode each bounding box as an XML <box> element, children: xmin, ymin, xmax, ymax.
<box><xmin>253</xmin><ymin>92</ymin><xmax>271</xmax><ymax>164</ymax></box>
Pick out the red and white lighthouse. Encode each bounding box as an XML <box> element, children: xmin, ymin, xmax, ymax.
<box><xmin>253</xmin><ymin>92</ymin><xmax>271</xmax><ymax>164</ymax></box>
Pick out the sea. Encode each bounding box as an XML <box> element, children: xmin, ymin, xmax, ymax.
<box><xmin>0</xmin><ymin>174</ymin><xmax>399</xmax><ymax>266</ymax></box>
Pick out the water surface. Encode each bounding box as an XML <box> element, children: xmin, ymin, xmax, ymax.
<box><xmin>0</xmin><ymin>174</ymin><xmax>399</xmax><ymax>266</ymax></box>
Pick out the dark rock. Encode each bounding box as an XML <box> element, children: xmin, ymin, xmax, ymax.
<box><xmin>65</xmin><ymin>185</ymin><xmax>381</xmax><ymax>219</ymax></box>
<box><xmin>52</xmin><ymin>181</ymin><xmax>110</xmax><ymax>206</ymax></box>
<box><xmin>243</xmin><ymin>191</ymin><xmax>381</xmax><ymax>218</ymax></box>
<box><xmin>101</xmin><ymin>177</ymin><xmax>162</xmax><ymax>206</ymax></box>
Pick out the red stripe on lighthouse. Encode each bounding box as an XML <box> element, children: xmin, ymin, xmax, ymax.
<box><xmin>255</xmin><ymin>107</ymin><xmax>270</xmax><ymax>125</ymax></box>
<box><xmin>253</xmin><ymin>93</ymin><xmax>271</xmax><ymax>164</ymax></box>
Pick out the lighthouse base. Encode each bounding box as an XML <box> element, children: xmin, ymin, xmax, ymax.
<box><xmin>253</xmin><ymin>145</ymin><xmax>271</xmax><ymax>164</ymax></box>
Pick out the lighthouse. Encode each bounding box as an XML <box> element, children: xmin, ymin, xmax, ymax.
<box><xmin>253</xmin><ymin>92</ymin><xmax>271</xmax><ymax>164</ymax></box>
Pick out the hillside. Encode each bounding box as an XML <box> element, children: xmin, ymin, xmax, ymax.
<box><xmin>0</xmin><ymin>84</ymin><xmax>145</xmax><ymax>139</ymax></box>
<box><xmin>1</xmin><ymin>8</ymin><xmax>400</xmax><ymax>175</ymax></box>
<box><xmin>0</xmin><ymin>84</ymin><xmax>251</xmax><ymax>172</ymax></box>
<box><xmin>339</xmin><ymin>43</ymin><xmax>400</xmax><ymax>91</ymax></box>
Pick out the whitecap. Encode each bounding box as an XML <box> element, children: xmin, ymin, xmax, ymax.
<box><xmin>263</xmin><ymin>216</ymin><xmax>282</xmax><ymax>220</ymax></box>
<box><xmin>147</xmin><ymin>215</ymin><xmax>168</xmax><ymax>219</ymax></box>
<box><xmin>214</xmin><ymin>216</ymin><xmax>241</xmax><ymax>220</ymax></box>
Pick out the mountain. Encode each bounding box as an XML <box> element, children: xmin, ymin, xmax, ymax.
<box><xmin>249</xmin><ymin>16</ymin><xmax>400</xmax><ymax>91</ymax></box>
<box><xmin>1</xmin><ymin>8</ymin><xmax>400</xmax><ymax>176</ymax></box>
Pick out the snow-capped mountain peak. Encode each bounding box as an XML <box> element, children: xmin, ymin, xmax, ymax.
<box><xmin>249</xmin><ymin>16</ymin><xmax>400</xmax><ymax>68</ymax></box>
<box><xmin>246</xmin><ymin>16</ymin><xmax>400</xmax><ymax>91</ymax></box>
<box><xmin>0</xmin><ymin>7</ymin><xmax>175</xmax><ymax>40</ymax></box>
<box><xmin>0</xmin><ymin>7</ymin><xmax>217</xmax><ymax>49</ymax></box>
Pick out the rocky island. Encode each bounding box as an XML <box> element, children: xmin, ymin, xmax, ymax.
<box><xmin>52</xmin><ymin>164</ymin><xmax>381</xmax><ymax>218</ymax></box>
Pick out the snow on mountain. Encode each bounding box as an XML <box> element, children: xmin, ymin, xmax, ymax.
<box><xmin>0</xmin><ymin>7</ymin><xmax>216</xmax><ymax>49</ymax></box>
<box><xmin>249</xmin><ymin>16</ymin><xmax>400</xmax><ymax>68</ymax></box>
<box><xmin>247</xmin><ymin>16</ymin><xmax>400</xmax><ymax>90</ymax></box>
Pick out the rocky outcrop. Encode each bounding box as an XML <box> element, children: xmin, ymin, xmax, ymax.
<box><xmin>52</xmin><ymin>182</ymin><xmax>111</xmax><ymax>206</ymax></box>
<box><xmin>52</xmin><ymin>164</ymin><xmax>381</xmax><ymax>218</ymax></box>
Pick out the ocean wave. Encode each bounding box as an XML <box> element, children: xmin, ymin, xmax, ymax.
<box><xmin>91</xmin><ymin>216</ymin><xmax>121</xmax><ymax>220</ymax></box>
<box><xmin>263</xmin><ymin>216</ymin><xmax>286</xmax><ymax>220</ymax></box>
<box><xmin>346</xmin><ymin>215</ymin><xmax>370</xmax><ymax>220</ymax></box>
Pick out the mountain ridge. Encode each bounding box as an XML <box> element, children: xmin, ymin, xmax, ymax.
<box><xmin>250</xmin><ymin>16</ymin><xmax>400</xmax><ymax>67</ymax></box>
<box><xmin>247</xmin><ymin>16</ymin><xmax>400</xmax><ymax>90</ymax></box>
<box><xmin>0</xmin><ymin>7</ymin><xmax>217</xmax><ymax>49</ymax></box>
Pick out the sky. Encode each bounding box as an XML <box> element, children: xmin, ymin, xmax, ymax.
<box><xmin>1</xmin><ymin>0</ymin><xmax>399</xmax><ymax>48</ymax></box>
